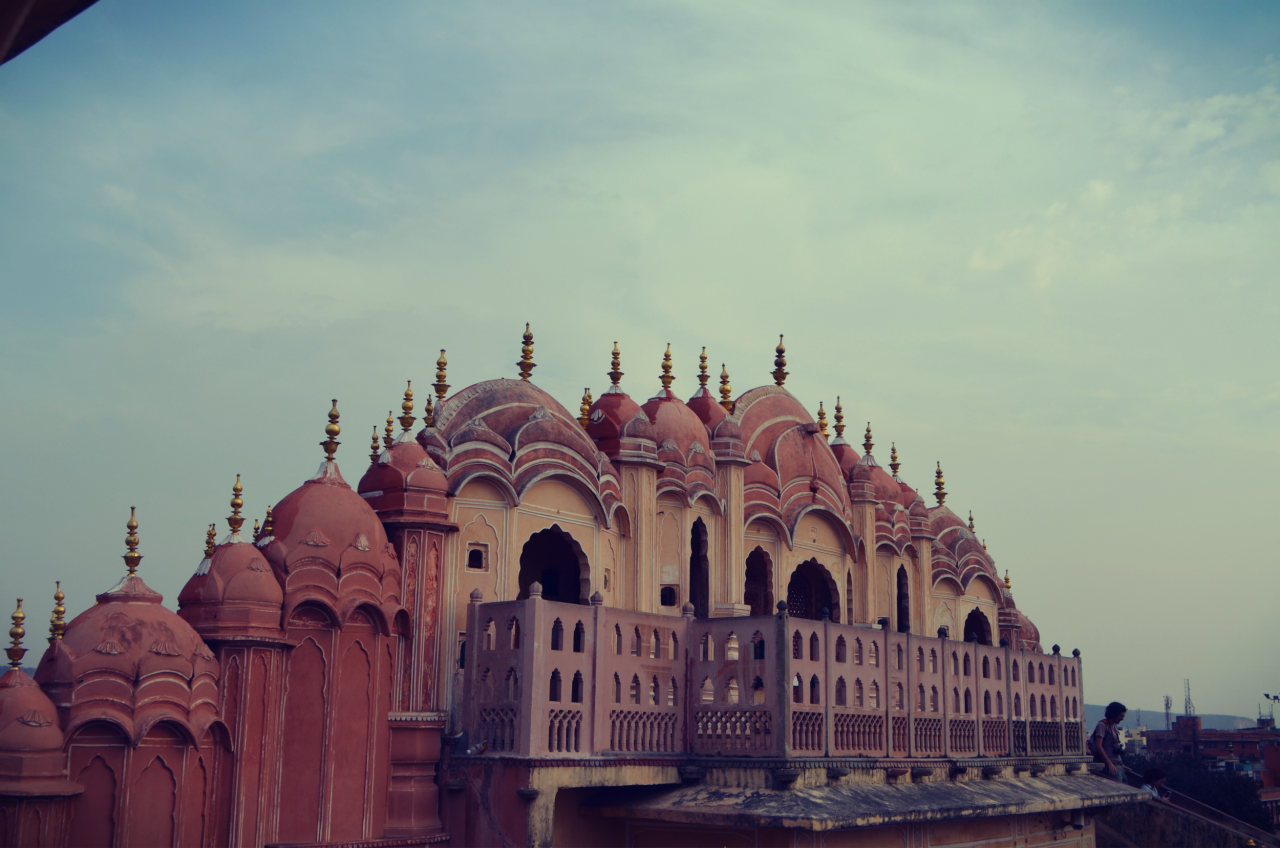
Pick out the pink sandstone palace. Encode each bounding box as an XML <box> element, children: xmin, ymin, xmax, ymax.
<box><xmin>0</xmin><ymin>331</ymin><xmax>1141</xmax><ymax>847</ymax></box>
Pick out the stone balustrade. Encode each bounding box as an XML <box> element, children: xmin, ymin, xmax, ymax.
<box><xmin>463</xmin><ymin>592</ymin><xmax>1084</xmax><ymax>761</ymax></box>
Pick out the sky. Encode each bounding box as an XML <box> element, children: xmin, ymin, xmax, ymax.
<box><xmin>1</xmin><ymin>1</ymin><xmax>1277</xmax><ymax>720</ymax></box>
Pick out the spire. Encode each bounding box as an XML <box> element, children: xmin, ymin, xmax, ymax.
<box><xmin>771</xmin><ymin>335</ymin><xmax>788</xmax><ymax>386</ymax></box>
<box><xmin>398</xmin><ymin>381</ymin><xmax>416</xmax><ymax>431</ymax></box>
<box><xmin>863</xmin><ymin>423</ymin><xmax>873</xmax><ymax>456</ymax></box>
<box><xmin>934</xmin><ymin>462</ymin><xmax>946</xmax><ymax>506</ymax></box>
<box><xmin>227</xmin><ymin>475</ymin><xmax>245</xmax><ymax>536</ymax></box>
<box><xmin>607</xmin><ymin>342</ymin><xmax>624</xmax><ymax>388</ymax></box>
<box><xmin>433</xmin><ymin>350</ymin><xmax>449</xmax><ymax>406</ymax></box>
<box><xmin>579</xmin><ymin>388</ymin><xmax>593</xmax><ymax>428</ymax></box>
<box><xmin>123</xmin><ymin>506</ymin><xmax>142</xmax><ymax>576</ymax></box>
<box><xmin>6</xmin><ymin>600</ymin><xmax>24</xmax><ymax>669</ymax></box>
<box><xmin>889</xmin><ymin>443</ymin><xmax>900</xmax><ymax>476</ymax></box>
<box><xmin>697</xmin><ymin>347</ymin><xmax>709</xmax><ymax>390</ymax></box>
<box><xmin>517</xmin><ymin>323</ymin><xmax>536</xmax><ymax>381</ymax></box>
<box><xmin>204</xmin><ymin>524</ymin><xmax>216</xmax><ymax>557</ymax></box>
<box><xmin>321</xmin><ymin>400</ymin><xmax>341</xmax><ymax>461</ymax></box>
<box><xmin>252</xmin><ymin>519</ymin><xmax>260</xmax><ymax>542</ymax></box>
<box><xmin>371</xmin><ymin>426</ymin><xmax>382</xmax><ymax>462</ymax></box>
<box><xmin>383</xmin><ymin>412</ymin><xmax>395</xmax><ymax>449</ymax></box>
<box><xmin>261</xmin><ymin>506</ymin><xmax>274</xmax><ymax>541</ymax></box>
<box><xmin>817</xmin><ymin>402</ymin><xmax>828</xmax><ymax>439</ymax></box>
<box><xmin>424</xmin><ymin>395</ymin><xmax>435</xmax><ymax>429</ymax></box>
<box><xmin>659</xmin><ymin>344</ymin><xmax>674</xmax><ymax>391</ymax></box>
<box><xmin>719</xmin><ymin>364</ymin><xmax>733</xmax><ymax>412</ymax></box>
<box><xmin>983</xmin><ymin>538</ymin><xmax>988</xmax><ymax>552</ymax></box>
<box><xmin>833</xmin><ymin>397</ymin><xmax>845</xmax><ymax>440</ymax></box>
<box><xmin>49</xmin><ymin>582</ymin><xmax>65</xmax><ymax>641</ymax></box>
<box><xmin>968</xmin><ymin>511</ymin><xmax>975</xmax><ymax>533</ymax></box>
<box><xmin>1003</xmin><ymin>569</ymin><xmax>1011</xmax><ymax>590</ymax></box>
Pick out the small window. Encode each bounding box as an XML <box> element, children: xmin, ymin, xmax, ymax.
<box><xmin>551</xmin><ymin>619</ymin><xmax>564</xmax><ymax>651</ymax></box>
<box><xmin>700</xmin><ymin>633</ymin><xmax>714</xmax><ymax>662</ymax></box>
<box><xmin>982</xmin><ymin>656</ymin><xmax>989</xmax><ymax>679</ymax></box>
<box><xmin>952</xmin><ymin>652</ymin><xmax>959</xmax><ymax>675</ymax></box>
<box><xmin>727</xmin><ymin>678</ymin><xmax>740</xmax><ymax>705</ymax></box>
<box><xmin>573</xmin><ymin>621</ymin><xmax>585</xmax><ymax>653</ymax></box>
<box><xmin>964</xmin><ymin>689</ymin><xmax>972</xmax><ymax>713</ymax></box>
<box><xmin>792</xmin><ymin>674</ymin><xmax>803</xmax><ymax>704</ymax></box>
<box><xmin>869</xmin><ymin>642</ymin><xmax>879</xmax><ymax>667</ymax></box>
<box><xmin>836</xmin><ymin>636</ymin><xmax>847</xmax><ymax>663</ymax></box>
<box><xmin>466</xmin><ymin>543</ymin><xmax>488</xmax><ymax>571</ymax></box>
<box><xmin>792</xmin><ymin>631</ymin><xmax>802</xmax><ymax>660</ymax></box>
<box><xmin>603</xmin><ymin>568</ymin><xmax>611</xmax><ymax>591</ymax></box>
<box><xmin>549</xmin><ymin>670</ymin><xmax>562</xmax><ymax>702</ymax></box>
<box><xmin>1038</xmin><ymin>663</ymin><xmax>1045</xmax><ymax>684</ymax></box>
<box><xmin>660</xmin><ymin>586</ymin><xmax>677</xmax><ymax>607</ymax></box>
<box><xmin>836</xmin><ymin>677</ymin><xmax>847</xmax><ymax>706</ymax></box>
<box><xmin>651</xmin><ymin>630</ymin><xmax>661</xmax><ymax>659</ymax></box>
<box><xmin>930</xmin><ymin>686</ymin><xmax>938</xmax><ymax>713</ymax></box>
<box><xmin>917</xmin><ymin>647</ymin><xmax>925</xmax><ymax>672</ymax></box>
<box><xmin>630</xmin><ymin>674</ymin><xmax>640</xmax><ymax>705</ymax></box>
<box><xmin>953</xmin><ymin>688</ymin><xmax>960</xmax><ymax>712</ymax></box>
<box><xmin>997</xmin><ymin>691</ymin><xmax>1004</xmax><ymax>715</ymax></box>
<box><xmin>930</xmin><ymin>649</ymin><xmax>937</xmax><ymax>673</ymax></box>
<box><xmin>1048</xmin><ymin>665</ymin><xmax>1056</xmax><ymax>685</ymax></box>
<box><xmin>963</xmin><ymin>654</ymin><xmax>971</xmax><ymax>676</ymax></box>
<box><xmin>571</xmin><ymin>671</ymin><xmax>583</xmax><ymax>703</ymax></box>
<box><xmin>669</xmin><ymin>678</ymin><xmax>678</xmax><ymax>707</ymax></box>
<box><xmin>1014</xmin><ymin>693</ymin><xmax>1021</xmax><ymax>717</ymax></box>
<box><xmin>869</xmin><ymin>681</ymin><xmax>879</xmax><ymax>709</ymax></box>
<box><xmin>726</xmin><ymin>633</ymin><xmax>739</xmax><ymax>661</ymax></box>
<box><xmin>753</xmin><ymin>633</ymin><xmax>766</xmax><ymax>660</ymax></box>
<box><xmin>1012</xmin><ymin>660</ymin><xmax>1020</xmax><ymax>682</ymax></box>
<box><xmin>810</xmin><ymin>675</ymin><xmax>821</xmax><ymax>705</ymax></box>
<box><xmin>650</xmin><ymin>676</ymin><xmax>659</xmax><ymax>706</ymax></box>
<box><xmin>752</xmin><ymin>677</ymin><xmax>765</xmax><ymax>705</ymax></box>
<box><xmin>995</xmin><ymin>657</ymin><xmax>1002</xmax><ymax>680</ymax></box>
<box><xmin>810</xmin><ymin>632</ymin><xmax>820</xmax><ymax>662</ymax></box>
<box><xmin>855</xmin><ymin>639</ymin><xmax>863</xmax><ymax>665</ymax></box>
<box><xmin>983</xmin><ymin>690</ymin><xmax>991</xmax><ymax>715</ymax></box>
<box><xmin>855</xmin><ymin>679</ymin><xmax>864</xmax><ymax>707</ymax></box>
<box><xmin>917</xmin><ymin>684</ymin><xmax>926</xmax><ymax>711</ymax></box>
<box><xmin>613</xmin><ymin>625</ymin><xmax>622</xmax><ymax>655</ymax></box>
<box><xmin>895</xmin><ymin>645</ymin><xmax>903</xmax><ymax>670</ymax></box>
<box><xmin>894</xmin><ymin>682</ymin><xmax>903</xmax><ymax>710</ymax></box>
<box><xmin>509</xmin><ymin>619</ymin><xmax>521</xmax><ymax>650</ymax></box>
<box><xmin>613</xmin><ymin>673</ymin><xmax>621</xmax><ymax>703</ymax></box>
<box><xmin>632</xmin><ymin>627</ymin><xmax>642</xmax><ymax>657</ymax></box>
<box><xmin>702</xmin><ymin>678</ymin><xmax>715</xmax><ymax>703</ymax></box>
<box><xmin>507</xmin><ymin>669</ymin><xmax>520</xmax><ymax>701</ymax></box>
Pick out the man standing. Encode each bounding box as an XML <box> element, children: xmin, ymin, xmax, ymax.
<box><xmin>1092</xmin><ymin>701</ymin><xmax>1128</xmax><ymax>781</ymax></box>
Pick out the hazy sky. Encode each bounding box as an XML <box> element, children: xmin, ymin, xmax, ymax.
<box><xmin>2</xmin><ymin>2</ymin><xmax>1277</xmax><ymax>720</ymax></box>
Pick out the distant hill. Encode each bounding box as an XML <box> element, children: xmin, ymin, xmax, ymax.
<box><xmin>1084</xmin><ymin>703</ymin><xmax>1258</xmax><ymax>731</ymax></box>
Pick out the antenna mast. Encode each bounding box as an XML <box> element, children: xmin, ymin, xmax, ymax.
<box><xmin>1164</xmin><ymin>695</ymin><xmax>1172</xmax><ymax>730</ymax></box>
<box><xmin>1184</xmin><ymin>679</ymin><xmax>1195</xmax><ymax>716</ymax></box>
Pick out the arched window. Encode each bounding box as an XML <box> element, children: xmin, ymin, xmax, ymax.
<box><xmin>573</xmin><ymin>621</ymin><xmax>585</xmax><ymax>653</ymax></box>
<box><xmin>633</xmin><ymin>627</ymin><xmax>643</xmax><ymax>657</ymax></box>
<box><xmin>792</xmin><ymin>631</ymin><xmax>802</xmax><ymax>660</ymax></box>
<box><xmin>962</xmin><ymin>607</ymin><xmax>992</xmax><ymax>645</ymax></box>
<box><xmin>744</xmin><ymin>547</ymin><xmax>773</xmax><ymax>617</ymax></box>
<box><xmin>752</xmin><ymin>632</ymin><xmax>765</xmax><ymax>660</ymax></box>
<box><xmin>855</xmin><ymin>639</ymin><xmax>863</xmax><ymax>665</ymax></box>
<box><xmin>846</xmin><ymin>571</ymin><xmax>854</xmax><ymax>625</ymax></box>
<box><xmin>518</xmin><ymin>525</ymin><xmax>586</xmax><ymax>603</ymax></box>
<box><xmin>810</xmin><ymin>632</ymin><xmax>820</xmax><ymax>662</ymax></box>
<box><xmin>952</xmin><ymin>652</ymin><xmax>959</xmax><ymax>675</ymax></box>
<box><xmin>836</xmin><ymin>636</ymin><xmax>847</xmax><ymax>663</ymax></box>
<box><xmin>953</xmin><ymin>688</ymin><xmax>961</xmax><ymax>712</ymax></box>
<box><xmin>701</xmin><ymin>678</ymin><xmax>714</xmax><ymax>703</ymax></box>
<box><xmin>752</xmin><ymin>677</ymin><xmax>765</xmax><ymax>705</ymax></box>
<box><xmin>896</xmin><ymin>565</ymin><xmax>910</xmax><ymax>632</ymax></box>
<box><xmin>1072</xmin><ymin>697</ymin><xmax>1078</xmax><ymax>718</ymax></box>
<box><xmin>997</xmin><ymin>691</ymin><xmax>1003</xmax><ymax>715</ymax></box>
<box><xmin>930</xmin><ymin>686</ymin><xmax>939</xmax><ymax>712</ymax></box>
<box><xmin>648</xmin><ymin>676</ymin><xmax>658</xmax><ymax>705</ymax></box>
<box><xmin>1038</xmin><ymin>663</ymin><xmax>1045</xmax><ymax>684</ymax></box>
<box><xmin>1014</xmin><ymin>693</ymin><xmax>1021</xmax><ymax>717</ymax></box>
<box><xmin>660</xmin><ymin>586</ymin><xmax>677</xmax><ymax>607</ymax></box>
<box><xmin>650</xmin><ymin>630</ymin><xmax>660</xmax><ymax>659</ymax></box>
<box><xmin>1072</xmin><ymin>668</ymin><xmax>1077</xmax><ymax>687</ymax></box>
<box><xmin>810</xmin><ymin>676</ymin><xmax>821</xmax><ymax>705</ymax></box>
<box><xmin>613</xmin><ymin>624</ymin><xmax>622</xmax><ymax>655</ymax></box>
<box><xmin>917</xmin><ymin>684</ymin><xmax>926</xmax><ymax>711</ymax></box>
<box><xmin>895</xmin><ymin>645</ymin><xmax>903</xmax><ymax>670</ymax></box>
<box><xmin>480</xmin><ymin>668</ymin><xmax>494</xmax><ymax>701</ymax></box>
<box><xmin>983</xmin><ymin>691</ymin><xmax>991</xmax><ymax>715</ymax></box>
<box><xmin>869</xmin><ymin>682</ymin><xmax>880</xmax><ymax>709</ymax></box>
<box><xmin>855</xmin><ymin>678</ymin><xmax>864</xmax><ymax>708</ymax></box>
<box><xmin>964</xmin><ymin>688</ymin><xmax>972</xmax><ymax>714</ymax></box>
<box><xmin>613</xmin><ymin>673</ymin><xmax>621</xmax><ymax>703</ymax></box>
<box><xmin>509</xmin><ymin>618</ymin><xmax>521</xmax><ymax>649</ymax></box>
<box><xmin>870</xmin><ymin>642</ymin><xmax>879</xmax><ymax>667</ymax></box>
<box><xmin>670</xmin><ymin>678</ymin><xmax>678</xmax><ymax>707</ymax></box>
<box><xmin>982</xmin><ymin>656</ymin><xmax>990</xmax><ymax>679</ymax></box>
<box><xmin>467</xmin><ymin>548</ymin><xmax>484</xmax><ymax>570</ymax></box>
<box><xmin>549</xmin><ymin>670</ymin><xmax>562</xmax><ymax>702</ymax></box>
<box><xmin>792</xmin><ymin>674</ymin><xmax>803</xmax><ymax>704</ymax></box>
<box><xmin>963</xmin><ymin>654</ymin><xmax>971</xmax><ymax>676</ymax></box>
<box><xmin>1011</xmin><ymin>660</ymin><xmax>1019</xmax><ymax>682</ymax></box>
<box><xmin>917</xmin><ymin>647</ymin><xmax>925</xmax><ymax>672</ymax></box>
<box><xmin>726</xmin><ymin>633</ymin><xmax>739</xmax><ymax>661</ymax></box>
<box><xmin>483</xmin><ymin>619</ymin><xmax>496</xmax><ymax>651</ymax></box>
<box><xmin>701</xmin><ymin>633</ymin><xmax>714</xmax><ymax>662</ymax></box>
<box><xmin>836</xmin><ymin>677</ymin><xmax>847</xmax><ymax>706</ymax></box>
<box><xmin>551</xmin><ymin>619</ymin><xmax>564</xmax><ymax>651</ymax></box>
<box><xmin>689</xmin><ymin>518</ymin><xmax>710</xmax><ymax>619</ymax></box>
<box><xmin>630</xmin><ymin>674</ymin><xmax>641</xmax><ymax>705</ymax></box>
<box><xmin>671</xmin><ymin>633</ymin><xmax>679</xmax><ymax>660</ymax></box>
<box><xmin>727</xmin><ymin>678</ymin><xmax>740</xmax><ymax>705</ymax></box>
<box><xmin>895</xmin><ymin>683</ymin><xmax>903</xmax><ymax>710</ymax></box>
<box><xmin>930</xmin><ymin>649</ymin><xmax>938</xmax><ymax>673</ymax></box>
<box><xmin>1050</xmin><ymin>696</ymin><xmax>1057</xmax><ymax>719</ymax></box>
<box><xmin>507</xmin><ymin>669</ymin><xmax>520</xmax><ymax>701</ymax></box>
<box><xmin>995</xmin><ymin>657</ymin><xmax>1001</xmax><ymax>680</ymax></box>
<box><xmin>571</xmin><ymin>671</ymin><xmax>583</xmax><ymax>703</ymax></box>
<box><xmin>1048</xmin><ymin>665</ymin><xmax>1056</xmax><ymax>685</ymax></box>
<box><xmin>1029</xmin><ymin>695</ymin><xmax>1037</xmax><ymax>718</ymax></box>
<box><xmin>786</xmin><ymin>558</ymin><xmax>838</xmax><ymax>621</ymax></box>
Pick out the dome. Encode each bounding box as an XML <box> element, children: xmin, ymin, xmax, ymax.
<box><xmin>830</xmin><ymin>439</ymin><xmax>861</xmax><ymax>477</ymax></box>
<box><xmin>642</xmin><ymin>389</ymin><xmax>713</xmax><ymax>467</ymax></box>
<box><xmin>179</xmin><ymin>538</ymin><xmax>284</xmax><ymax>639</ymax></box>
<box><xmin>894</xmin><ymin>475</ymin><xmax>918</xmax><ymax>508</ymax></box>
<box><xmin>0</xmin><ymin>668</ymin><xmax>63</xmax><ymax>753</ymax></box>
<box><xmin>685</xmin><ymin>387</ymin><xmax>727</xmax><ymax>430</ymax></box>
<box><xmin>358</xmin><ymin>432</ymin><xmax>449</xmax><ymax>521</ymax></box>
<box><xmin>869</xmin><ymin>465</ymin><xmax>901</xmax><ymax>504</ymax></box>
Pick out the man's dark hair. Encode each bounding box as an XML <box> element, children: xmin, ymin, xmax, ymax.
<box><xmin>1143</xmin><ymin>767</ymin><xmax>1167</xmax><ymax>784</ymax></box>
<box><xmin>1105</xmin><ymin>701</ymin><xmax>1127</xmax><ymax>721</ymax></box>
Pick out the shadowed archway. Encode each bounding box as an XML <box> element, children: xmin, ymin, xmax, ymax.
<box><xmin>689</xmin><ymin>518</ymin><xmax>710</xmax><ymax>619</ymax></box>
<box><xmin>963</xmin><ymin>607</ymin><xmax>992</xmax><ymax>645</ymax></box>
<box><xmin>743</xmin><ymin>547</ymin><xmax>773</xmax><ymax>617</ymax></box>
<box><xmin>785</xmin><ymin>559</ymin><xmax>839</xmax><ymax>622</ymax></box>
<box><xmin>517</xmin><ymin>525</ymin><xmax>589</xmax><ymax>604</ymax></box>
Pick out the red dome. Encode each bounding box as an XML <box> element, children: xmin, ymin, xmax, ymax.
<box><xmin>685</xmin><ymin>387</ymin><xmax>727</xmax><ymax>430</ymax></box>
<box><xmin>641</xmin><ymin>389</ymin><xmax>713</xmax><ymax>468</ymax></box>
<box><xmin>0</xmin><ymin>668</ymin><xmax>63</xmax><ymax>752</ymax></box>
<box><xmin>178</xmin><ymin>540</ymin><xmax>284</xmax><ymax>639</ymax></box>
<box><xmin>830</xmin><ymin>439</ymin><xmax>861</xmax><ymax>477</ymax></box>
<box><xmin>869</xmin><ymin>465</ymin><xmax>901</xmax><ymax>504</ymax></box>
<box><xmin>357</xmin><ymin>434</ymin><xmax>449</xmax><ymax>520</ymax></box>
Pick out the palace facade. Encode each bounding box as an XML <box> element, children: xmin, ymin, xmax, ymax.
<box><xmin>0</xmin><ymin>332</ymin><xmax>1141</xmax><ymax>847</ymax></box>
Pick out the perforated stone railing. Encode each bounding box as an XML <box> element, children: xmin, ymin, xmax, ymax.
<box><xmin>463</xmin><ymin>592</ymin><xmax>1086</xmax><ymax>761</ymax></box>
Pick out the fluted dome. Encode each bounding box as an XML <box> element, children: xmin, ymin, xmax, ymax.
<box><xmin>179</xmin><ymin>539</ymin><xmax>284</xmax><ymax>639</ymax></box>
<box><xmin>642</xmin><ymin>389</ymin><xmax>714</xmax><ymax>469</ymax></box>
<box><xmin>358</xmin><ymin>432</ymin><xmax>449</xmax><ymax>521</ymax></box>
<box><xmin>587</xmin><ymin>387</ymin><xmax>657</xmax><ymax>458</ymax></box>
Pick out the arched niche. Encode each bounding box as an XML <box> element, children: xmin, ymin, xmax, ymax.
<box><xmin>962</xmin><ymin>607</ymin><xmax>992</xmax><ymax>646</ymax></box>
<box><xmin>688</xmin><ymin>517</ymin><xmax>710</xmax><ymax>619</ymax></box>
<box><xmin>743</xmin><ymin>546</ymin><xmax>774</xmax><ymax>617</ymax></box>
<box><xmin>785</xmin><ymin>558</ymin><xmax>839</xmax><ymax>622</ymax></box>
<box><xmin>517</xmin><ymin>524</ymin><xmax>589</xmax><ymax>604</ymax></box>
<box><xmin>457</xmin><ymin>477</ymin><xmax>512</xmax><ymax>504</ymax></box>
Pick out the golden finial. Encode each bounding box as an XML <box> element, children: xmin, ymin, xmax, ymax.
<box><xmin>579</xmin><ymin>388</ymin><xmax>593</xmax><ymax>429</ymax></box>
<box><xmin>434</xmin><ymin>350</ymin><xmax>449</xmax><ymax>405</ymax></box>
<box><xmin>659</xmin><ymin>344</ymin><xmax>674</xmax><ymax>391</ymax></box>
<box><xmin>398</xmin><ymin>381</ymin><xmax>416</xmax><ymax>431</ymax></box>
<box><xmin>516</xmin><ymin>323</ymin><xmax>536</xmax><ymax>381</ymax></box>
<box><xmin>983</xmin><ymin>538</ymin><xmax>988</xmax><ymax>552</ymax></box>
<box><xmin>863</xmin><ymin>423</ymin><xmax>873</xmax><ymax>456</ymax></box>
<box><xmin>608</xmin><ymin>342</ymin><xmax>624</xmax><ymax>388</ymax></box>
<box><xmin>771</xmin><ymin>335</ymin><xmax>788</xmax><ymax>386</ymax></box>
<box><xmin>934</xmin><ymin>462</ymin><xmax>946</xmax><ymax>506</ymax></box>
<box><xmin>50</xmin><ymin>583</ymin><xmax>65</xmax><ymax>641</ymax></box>
<box><xmin>719</xmin><ymin>364</ymin><xmax>733</xmax><ymax>412</ymax></box>
<box><xmin>204</xmin><ymin>523</ymin><xmax>216</xmax><ymax>557</ymax></box>
<box><xmin>7</xmin><ymin>600</ymin><xmax>25</xmax><ymax>669</ymax></box>
<box><xmin>424</xmin><ymin>394</ymin><xmax>435</xmax><ymax>428</ymax></box>
<box><xmin>817</xmin><ymin>402</ymin><xmax>828</xmax><ymax>439</ymax></box>
<box><xmin>252</xmin><ymin>518</ymin><xmax>260</xmax><ymax>542</ymax></box>
<box><xmin>384</xmin><ymin>412</ymin><xmax>395</xmax><ymax>449</ymax></box>
<box><xmin>371</xmin><ymin>426</ymin><xmax>382</xmax><ymax>462</ymax></box>
<box><xmin>321</xmin><ymin>400</ymin><xmax>341</xmax><ymax>461</ymax></box>
<box><xmin>697</xmin><ymin>347</ymin><xmax>709</xmax><ymax>390</ymax></box>
<box><xmin>833</xmin><ymin>397</ymin><xmax>845</xmax><ymax>439</ymax></box>
<box><xmin>889</xmin><ymin>443</ymin><xmax>900</xmax><ymax>476</ymax></box>
<box><xmin>968</xmin><ymin>511</ymin><xmax>975</xmax><ymax>533</ymax></box>
<box><xmin>227</xmin><ymin>474</ymin><xmax>245</xmax><ymax>536</ymax></box>
<box><xmin>261</xmin><ymin>506</ymin><xmax>274</xmax><ymax>540</ymax></box>
<box><xmin>1003</xmin><ymin>569</ymin><xmax>1010</xmax><ymax>590</ymax></box>
<box><xmin>123</xmin><ymin>506</ymin><xmax>142</xmax><ymax>576</ymax></box>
